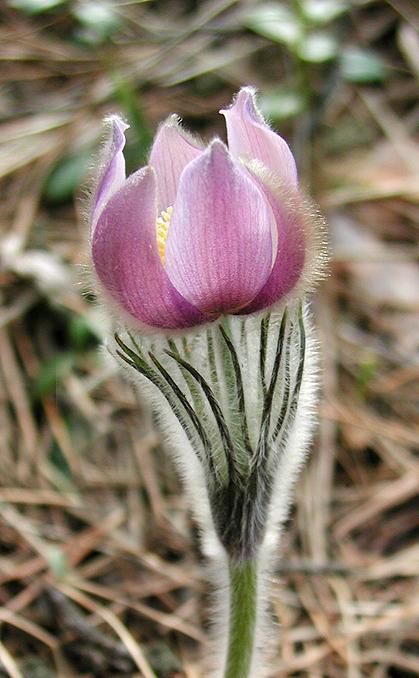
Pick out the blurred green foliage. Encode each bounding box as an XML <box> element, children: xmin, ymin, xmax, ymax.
<box><xmin>9</xmin><ymin>0</ymin><xmax>389</xmax><ymax>149</ymax></box>
<box><xmin>32</xmin><ymin>353</ymin><xmax>75</xmax><ymax>399</ymax></box>
<box><xmin>242</xmin><ymin>1</ymin><xmax>387</xmax><ymax>123</ymax></box>
<box><xmin>243</xmin><ymin>1</ymin><xmax>348</xmax><ymax>60</ymax></box>
<box><xmin>73</xmin><ymin>0</ymin><xmax>120</xmax><ymax>45</ymax></box>
<box><xmin>260</xmin><ymin>87</ymin><xmax>306</xmax><ymax>122</ymax></box>
<box><xmin>8</xmin><ymin>0</ymin><xmax>121</xmax><ymax>44</ymax></box>
<box><xmin>30</xmin><ymin>303</ymin><xmax>99</xmax><ymax>400</ymax></box>
<box><xmin>43</xmin><ymin>152</ymin><xmax>91</xmax><ymax>204</ymax></box>
<box><xmin>46</xmin><ymin>544</ymin><xmax>69</xmax><ymax>578</ymax></box>
<box><xmin>9</xmin><ymin>0</ymin><xmax>67</xmax><ymax>13</ymax></box>
<box><xmin>339</xmin><ymin>47</ymin><xmax>387</xmax><ymax>83</ymax></box>
<box><xmin>146</xmin><ymin>641</ymin><xmax>183</xmax><ymax>674</ymax></box>
<box><xmin>356</xmin><ymin>355</ymin><xmax>378</xmax><ymax>399</ymax></box>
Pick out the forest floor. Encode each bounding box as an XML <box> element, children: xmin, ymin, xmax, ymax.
<box><xmin>0</xmin><ymin>1</ymin><xmax>418</xmax><ymax>676</ymax></box>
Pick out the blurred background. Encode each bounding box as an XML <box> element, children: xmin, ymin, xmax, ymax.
<box><xmin>0</xmin><ymin>1</ymin><xmax>418</xmax><ymax>676</ymax></box>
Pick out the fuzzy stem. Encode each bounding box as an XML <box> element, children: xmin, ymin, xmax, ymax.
<box><xmin>224</xmin><ymin>558</ymin><xmax>258</xmax><ymax>678</ymax></box>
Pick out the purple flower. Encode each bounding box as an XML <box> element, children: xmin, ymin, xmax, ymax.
<box><xmin>91</xmin><ymin>87</ymin><xmax>313</xmax><ymax>330</ymax></box>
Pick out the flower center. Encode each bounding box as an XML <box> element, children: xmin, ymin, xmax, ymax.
<box><xmin>156</xmin><ymin>206</ymin><xmax>173</xmax><ymax>264</ymax></box>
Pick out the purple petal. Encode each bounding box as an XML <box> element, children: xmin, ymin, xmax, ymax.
<box><xmin>92</xmin><ymin>115</ymin><xmax>129</xmax><ymax>230</ymax></box>
<box><xmin>164</xmin><ymin>140</ymin><xmax>275</xmax><ymax>314</ymax></box>
<box><xmin>92</xmin><ymin>166</ymin><xmax>205</xmax><ymax>330</ymax></box>
<box><xmin>241</xmin><ymin>170</ymin><xmax>306</xmax><ymax>314</ymax></box>
<box><xmin>221</xmin><ymin>87</ymin><xmax>298</xmax><ymax>188</ymax></box>
<box><xmin>149</xmin><ymin>115</ymin><xmax>203</xmax><ymax>213</ymax></box>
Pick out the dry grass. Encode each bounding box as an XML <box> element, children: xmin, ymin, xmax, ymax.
<box><xmin>0</xmin><ymin>1</ymin><xmax>418</xmax><ymax>676</ymax></box>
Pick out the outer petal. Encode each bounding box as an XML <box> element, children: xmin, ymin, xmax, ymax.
<box><xmin>164</xmin><ymin>140</ymin><xmax>275</xmax><ymax>314</ymax></box>
<box><xmin>92</xmin><ymin>115</ymin><xmax>128</xmax><ymax>230</ymax></box>
<box><xmin>241</xmin><ymin>167</ymin><xmax>306</xmax><ymax>314</ymax></box>
<box><xmin>92</xmin><ymin>167</ymin><xmax>205</xmax><ymax>330</ymax></box>
<box><xmin>220</xmin><ymin>87</ymin><xmax>298</xmax><ymax>188</ymax></box>
<box><xmin>149</xmin><ymin>115</ymin><xmax>203</xmax><ymax>213</ymax></box>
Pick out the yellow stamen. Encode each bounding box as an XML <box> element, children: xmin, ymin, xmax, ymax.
<box><xmin>156</xmin><ymin>205</ymin><xmax>173</xmax><ymax>264</ymax></box>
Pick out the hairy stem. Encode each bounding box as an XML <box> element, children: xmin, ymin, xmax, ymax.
<box><xmin>224</xmin><ymin>558</ymin><xmax>258</xmax><ymax>678</ymax></box>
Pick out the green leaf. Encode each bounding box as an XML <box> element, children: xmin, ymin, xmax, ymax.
<box><xmin>147</xmin><ymin>641</ymin><xmax>182</xmax><ymax>674</ymax></box>
<box><xmin>340</xmin><ymin>47</ymin><xmax>386</xmax><ymax>83</ymax></box>
<box><xmin>73</xmin><ymin>0</ymin><xmax>120</xmax><ymax>44</ymax></box>
<box><xmin>243</xmin><ymin>3</ymin><xmax>302</xmax><ymax>47</ymax></box>
<box><xmin>356</xmin><ymin>355</ymin><xmax>377</xmax><ymax>398</ymax></box>
<box><xmin>69</xmin><ymin>315</ymin><xmax>100</xmax><ymax>350</ymax></box>
<box><xmin>32</xmin><ymin>354</ymin><xmax>74</xmax><ymax>399</ymax></box>
<box><xmin>46</xmin><ymin>545</ymin><xmax>68</xmax><ymax>578</ymax></box>
<box><xmin>48</xmin><ymin>439</ymin><xmax>71</xmax><ymax>478</ymax></box>
<box><xmin>302</xmin><ymin>0</ymin><xmax>349</xmax><ymax>25</ymax></box>
<box><xmin>260</xmin><ymin>88</ymin><xmax>306</xmax><ymax>121</ymax></box>
<box><xmin>296</xmin><ymin>32</ymin><xmax>338</xmax><ymax>63</ymax></box>
<box><xmin>43</xmin><ymin>152</ymin><xmax>90</xmax><ymax>204</ymax></box>
<box><xmin>9</xmin><ymin>0</ymin><xmax>66</xmax><ymax>14</ymax></box>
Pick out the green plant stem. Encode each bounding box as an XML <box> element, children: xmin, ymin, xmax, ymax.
<box><xmin>224</xmin><ymin>558</ymin><xmax>258</xmax><ymax>678</ymax></box>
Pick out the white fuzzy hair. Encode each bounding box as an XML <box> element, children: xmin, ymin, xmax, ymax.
<box><xmin>107</xmin><ymin>300</ymin><xmax>320</xmax><ymax>677</ymax></box>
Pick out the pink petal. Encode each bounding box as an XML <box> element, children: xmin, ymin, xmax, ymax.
<box><xmin>92</xmin><ymin>166</ymin><xmax>205</xmax><ymax>330</ymax></box>
<box><xmin>220</xmin><ymin>87</ymin><xmax>298</xmax><ymax>188</ymax></box>
<box><xmin>164</xmin><ymin>140</ymin><xmax>275</xmax><ymax>314</ymax></box>
<box><xmin>92</xmin><ymin>115</ymin><xmax>129</xmax><ymax>230</ymax></box>
<box><xmin>149</xmin><ymin>115</ymin><xmax>203</xmax><ymax>213</ymax></box>
<box><xmin>241</xmin><ymin>169</ymin><xmax>306</xmax><ymax>314</ymax></box>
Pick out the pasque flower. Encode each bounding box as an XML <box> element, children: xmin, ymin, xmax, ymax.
<box><xmin>91</xmin><ymin>87</ymin><xmax>319</xmax><ymax>330</ymax></box>
<box><xmin>89</xmin><ymin>87</ymin><xmax>326</xmax><ymax>678</ymax></box>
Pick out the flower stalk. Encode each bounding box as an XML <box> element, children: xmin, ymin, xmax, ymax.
<box><xmin>224</xmin><ymin>558</ymin><xmax>258</xmax><ymax>678</ymax></box>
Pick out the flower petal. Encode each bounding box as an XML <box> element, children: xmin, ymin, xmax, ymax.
<box><xmin>164</xmin><ymin>140</ymin><xmax>275</xmax><ymax>314</ymax></box>
<box><xmin>149</xmin><ymin>115</ymin><xmax>203</xmax><ymax>213</ymax></box>
<box><xmin>92</xmin><ymin>166</ymin><xmax>205</xmax><ymax>330</ymax></box>
<box><xmin>92</xmin><ymin>115</ymin><xmax>129</xmax><ymax>230</ymax></box>
<box><xmin>241</xmin><ymin>167</ymin><xmax>307</xmax><ymax>314</ymax></box>
<box><xmin>221</xmin><ymin>87</ymin><xmax>298</xmax><ymax>188</ymax></box>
